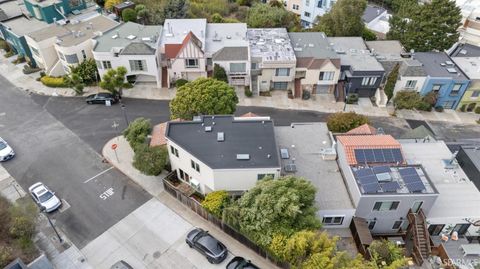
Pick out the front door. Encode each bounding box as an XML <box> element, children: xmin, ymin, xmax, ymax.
<box><xmin>412</xmin><ymin>201</ymin><xmax>423</xmax><ymax>213</ymax></box>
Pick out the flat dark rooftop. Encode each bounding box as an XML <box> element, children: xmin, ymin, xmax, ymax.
<box><xmin>461</xmin><ymin>146</ymin><xmax>480</xmax><ymax>168</ymax></box>
<box><xmin>166</xmin><ymin>115</ymin><xmax>281</xmax><ymax>169</ymax></box>
<box><xmin>414</xmin><ymin>52</ymin><xmax>468</xmax><ymax>80</ymax></box>
<box><xmin>450</xmin><ymin>43</ymin><xmax>480</xmax><ymax>57</ymax></box>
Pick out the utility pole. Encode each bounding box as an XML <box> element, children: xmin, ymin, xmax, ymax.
<box><xmin>41</xmin><ymin>206</ymin><xmax>63</xmax><ymax>243</ymax></box>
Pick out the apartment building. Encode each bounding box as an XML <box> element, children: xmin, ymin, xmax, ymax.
<box><xmin>300</xmin><ymin>0</ymin><xmax>335</xmax><ymax>27</ymax></box>
<box><xmin>247</xmin><ymin>28</ymin><xmax>296</xmax><ymax>95</ymax></box>
<box><xmin>288</xmin><ymin>32</ymin><xmax>340</xmax><ymax>97</ymax></box>
<box><xmin>92</xmin><ymin>22</ymin><xmax>162</xmax><ymax>87</ymax></box>
<box><xmin>165</xmin><ymin>115</ymin><xmax>281</xmax><ymax>195</ymax></box>
<box><xmin>26</xmin><ymin>13</ymin><xmax>118</xmax><ymax>76</ymax></box>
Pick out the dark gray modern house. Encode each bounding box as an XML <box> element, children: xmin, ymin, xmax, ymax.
<box><xmin>457</xmin><ymin>146</ymin><xmax>480</xmax><ymax>192</ymax></box>
<box><xmin>328</xmin><ymin>37</ymin><xmax>385</xmax><ymax>99</ymax></box>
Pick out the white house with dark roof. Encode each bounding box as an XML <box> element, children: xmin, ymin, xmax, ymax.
<box><xmin>165</xmin><ymin>115</ymin><xmax>281</xmax><ymax>195</ymax></box>
<box><xmin>92</xmin><ymin>22</ymin><xmax>162</xmax><ymax>87</ymax></box>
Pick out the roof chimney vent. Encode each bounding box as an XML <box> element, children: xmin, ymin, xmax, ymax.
<box><xmin>217</xmin><ymin>132</ymin><xmax>224</xmax><ymax>142</ymax></box>
<box><xmin>205</xmin><ymin>126</ymin><xmax>212</xmax><ymax>132</ymax></box>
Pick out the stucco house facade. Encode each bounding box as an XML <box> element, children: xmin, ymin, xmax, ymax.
<box><xmin>92</xmin><ymin>22</ymin><xmax>162</xmax><ymax>87</ymax></box>
<box><xmin>165</xmin><ymin>115</ymin><xmax>281</xmax><ymax>195</ymax></box>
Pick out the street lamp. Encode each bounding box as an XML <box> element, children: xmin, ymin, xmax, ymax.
<box><xmin>40</xmin><ymin>206</ymin><xmax>63</xmax><ymax>243</ymax></box>
<box><xmin>120</xmin><ymin>103</ymin><xmax>129</xmax><ymax>127</ymax></box>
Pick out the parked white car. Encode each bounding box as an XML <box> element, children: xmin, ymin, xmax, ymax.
<box><xmin>28</xmin><ymin>182</ymin><xmax>62</xmax><ymax>213</ymax></box>
<box><xmin>0</xmin><ymin>137</ymin><xmax>15</xmax><ymax>162</ymax></box>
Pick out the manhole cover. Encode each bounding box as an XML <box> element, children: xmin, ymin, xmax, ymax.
<box><xmin>153</xmin><ymin>251</ymin><xmax>161</xmax><ymax>259</ymax></box>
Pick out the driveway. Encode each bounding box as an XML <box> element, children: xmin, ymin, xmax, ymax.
<box><xmin>82</xmin><ymin>199</ymin><xmax>243</xmax><ymax>269</ymax></box>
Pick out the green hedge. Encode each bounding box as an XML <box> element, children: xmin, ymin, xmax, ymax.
<box><xmin>175</xmin><ymin>79</ymin><xmax>188</xmax><ymax>88</ymax></box>
<box><xmin>201</xmin><ymin>190</ymin><xmax>229</xmax><ymax>218</ymax></box>
<box><xmin>40</xmin><ymin>76</ymin><xmax>67</xmax><ymax>87</ymax></box>
<box><xmin>133</xmin><ymin>145</ymin><xmax>168</xmax><ymax>176</ymax></box>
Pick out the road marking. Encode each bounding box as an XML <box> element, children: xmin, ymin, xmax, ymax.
<box><xmin>0</xmin><ymin>112</ymin><xmax>5</xmax><ymax>116</ymax></box>
<box><xmin>99</xmin><ymin>188</ymin><xmax>114</xmax><ymax>200</ymax></box>
<box><xmin>59</xmin><ymin>199</ymin><xmax>71</xmax><ymax>213</ymax></box>
<box><xmin>83</xmin><ymin>167</ymin><xmax>114</xmax><ymax>183</ymax></box>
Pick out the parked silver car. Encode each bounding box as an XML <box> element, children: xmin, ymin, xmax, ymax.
<box><xmin>0</xmin><ymin>137</ymin><xmax>15</xmax><ymax>162</ymax></box>
<box><xmin>28</xmin><ymin>182</ymin><xmax>62</xmax><ymax>213</ymax></box>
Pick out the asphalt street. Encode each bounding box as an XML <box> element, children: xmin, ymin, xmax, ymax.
<box><xmin>32</xmin><ymin>95</ymin><xmax>411</xmax><ymax>154</ymax></box>
<box><xmin>0</xmin><ymin>76</ymin><xmax>151</xmax><ymax>248</ymax></box>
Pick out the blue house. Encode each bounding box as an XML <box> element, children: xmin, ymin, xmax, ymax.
<box><xmin>23</xmin><ymin>0</ymin><xmax>87</xmax><ymax>23</ymax></box>
<box><xmin>414</xmin><ymin>52</ymin><xmax>470</xmax><ymax>109</ymax></box>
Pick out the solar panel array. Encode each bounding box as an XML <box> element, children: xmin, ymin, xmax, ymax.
<box><xmin>354</xmin><ymin>166</ymin><xmax>427</xmax><ymax>194</ymax></box>
<box><xmin>354</xmin><ymin>148</ymin><xmax>403</xmax><ymax>164</ymax></box>
<box><xmin>399</xmin><ymin>168</ymin><xmax>426</xmax><ymax>192</ymax></box>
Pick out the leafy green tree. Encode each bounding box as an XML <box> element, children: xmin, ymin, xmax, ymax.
<box><xmin>123</xmin><ymin>117</ymin><xmax>152</xmax><ymax>150</ymax></box>
<box><xmin>169</xmin><ymin>77</ymin><xmax>238</xmax><ymax>120</ymax></box>
<box><xmin>69</xmin><ymin>59</ymin><xmax>98</xmax><ymax>85</ymax></box>
<box><xmin>104</xmin><ymin>0</ymin><xmax>121</xmax><ymax>10</ymax></box>
<box><xmin>100</xmin><ymin>66</ymin><xmax>127</xmax><ymax>96</ymax></box>
<box><xmin>122</xmin><ymin>8</ymin><xmax>137</xmax><ymax>22</ymax></box>
<box><xmin>213</xmin><ymin>64</ymin><xmax>228</xmax><ymax>83</ymax></box>
<box><xmin>326</xmin><ymin>112</ymin><xmax>370</xmax><ymax>133</ymax></box>
<box><xmin>387</xmin><ymin>0</ymin><xmax>461</xmax><ymax>51</ymax></box>
<box><xmin>163</xmin><ymin>0</ymin><xmax>189</xmax><ymax>21</ymax></box>
<box><xmin>223</xmin><ymin>176</ymin><xmax>321</xmax><ymax>247</ymax></box>
<box><xmin>384</xmin><ymin>63</ymin><xmax>399</xmax><ymax>101</ymax></box>
<box><xmin>210</xmin><ymin>13</ymin><xmax>225</xmax><ymax>23</ymax></box>
<box><xmin>393</xmin><ymin>91</ymin><xmax>431</xmax><ymax>111</ymax></box>
<box><xmin>201</xmin><ymin>190</ymin><xmax>229</xmax><ymax>217</ymax></box>
<box><xmin>133</xmin><ymin>145</ymin><xmax>168</xmax><ymax>176</ymax></box>
<box><xmin>246</xmin><ymin>4</ymin><xmax>300</xmax><ymax>31</ymax></box>
<box><xmin>135</xmin><ymin>5</ymin><xmax>149</xmax><ymax>24</ymax></box>
<box><xmin>368</xmin><ymin>239</ymin><xmax>408</xmax><ymax>268</ymax></box>
<box><xmin>64</xmin><ymin>73</ymin><xmax>85</xmax><ymax>95</ymax></box>
<box><xmin>362</xmin><ymin>28</ymin><xmax>377</xmax><ymax>41</ymax></box>
<box><xmin>269</xmin><ymin>0</ymin><xmax>283</xmax><ymax>8</ymax></box>
<box><xmin>313</xmin><ymin>0</ymin><xmax>367</xmax><ymax>36</ymax></box>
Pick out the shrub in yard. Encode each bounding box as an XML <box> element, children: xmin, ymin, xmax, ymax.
<box><xmin>416</xmin><ymin>101</ymin><xmax>432</xmax><ymax>111</ymax></box>
<box><xmin>175</xmin><ymin>79</ymin><xmax>188</xmax><ymax>88</ymax></box>
<box><xmin>123</xmin><ymin>117</ymin><xmax>152</xmax><ymax>151</ymax></box>
<box><xmin>475</xmin><ymin>107</ymin><xmax>480</xmax><ymax>114</ymax></box>
<box><xmin>302</xmin><ymin>89</ymin><xmax>311</xmax><ymax>100</ymax></box>
<box><xmin>434</xmin><ymin>106</ymin><xmax>444</xmax><ymax>112</ymax></box>
<box><xmin>40</xmin><ymin>76</ymin><xmax>67</xmax><ymax>87</ymax></box>
<box><xmin>393</xmin><ymin>91</ymin><xmax>422</xmax><ymax>109</ymax></box>
<box><xmin>244</xmin><ymin>86</ymin><xmax>253</xmax><ymax>97</ymax></box>
<box><xmin>213</xmin><ymin>64</ymin><xmax>228</xmax><ymax>83</ymax></box>
<box><xmin>460</xmin><ymin>104</ymin><xmax>466</xmax><ymax>112</ymax></box>
<box><xmin>0</xmin><ymin>246</ymin><xmax>13</xmax><ymax>268</ymax></box>
<box><xmin>4</xmin><ymin>50</ymin><xmax>15</xmax><ymax>58</ymax></box>
<box><xmin>346</xmin><ymin>93</ymin><xmax>359</xmax><ymax>104</ymax></box>
<box><xmin>422</xmin><ymin>92</ymin><xmax>438</xmax><ymax>107</ymax></box>
<box><xmin>201</xmin><ymin>190</ymin><xmax>229</xmax><ymax>218</ymax></box>
<box><xmin>9</xmin><ymin>216</ymin><xmax>35</xmax><ymax>239</ymax></box>
<box><xmin>133</xmin><ymin>145</ymin><xmax>168</xmax><ymax>176</ymax></box>
<box><xmin>368</xmin><ymin>239</ymin><xmax>408</xmax><ymax>268</ymax></box>
<box><xmin>327</xmin><ymin>112</ymin><xmax>370</xmax><ymax>133</ymax></box>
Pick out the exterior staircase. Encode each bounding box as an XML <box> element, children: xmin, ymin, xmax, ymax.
<box><xmin>406</xmin><ymin>209</ymin><xmax>431</xmax><ymax>265</ymax></box>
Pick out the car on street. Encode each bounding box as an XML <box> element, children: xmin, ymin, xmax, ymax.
<box><xmin>0</xmin><ymin>137</ymin><xmax>15</xmax><ymax>162</ymax></box>
<box><xmin>28</xmin><ymin>182</ymin><xmax>62</xmax><ymax>213</ymax></box>
<box><xmin>110</xmin><ymin>260</ymin><xmax>133</xmax><ymax>269</ymax></box>
<box><xmin>186</xmin><ymin>228</ymin><xmax>228</xmax><ymax>264</ymax></box>
<box><xmin>226</xmin><ymin>257</ymin><xmax>260</xmax><ymax>269</ymax></box>
<box><xmin>85</xmin><ymin>93</ymin><xmax>119</xmax><ymax>105</ymax></box>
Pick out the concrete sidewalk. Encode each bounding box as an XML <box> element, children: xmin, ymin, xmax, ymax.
<box><xmin>1</xmin><ymin>52</ymin><xmax>478</xmax><ymax>124</ymax></box>
<box><xmin>101</xmin><ymin>136</ymin><xmax>280</xmax><ymax>269</ymax></box>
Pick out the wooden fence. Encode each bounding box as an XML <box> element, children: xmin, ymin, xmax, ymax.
<box><xmin>162</xmin><ymin>177</ymin><xmax>290</xmax><ymax>269</ymax></box>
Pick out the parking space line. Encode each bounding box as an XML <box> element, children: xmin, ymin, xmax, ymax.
<box><xmin>83</xmin><ymin>167</ymin><xmax>114</xmax><ymax>183</ymax></box>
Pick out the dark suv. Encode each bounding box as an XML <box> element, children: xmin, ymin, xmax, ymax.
<box><xmin>186</xmin><ymin>228</ymin><xmax>228</xmax><ymax>264</ymax></box>
<box><xmin>86</xmin><ymin>93</ymin><xmax>119</xmax><ymax>104</ymax></box>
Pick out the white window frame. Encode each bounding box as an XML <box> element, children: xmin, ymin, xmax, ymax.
<box><xmin>405</xmin><ymin>80</ymin><xmax>417</xmax><ymax>89</ymax></box>
<box><xmin>322</xmin><ymin>215</ymin><xmax>344</xmax><ymax>226</ymax></box>
<box><xmin>102</xmin><ymin>61</ymin><xmax>112</xmax><ymax>69</ymax></box>
<box><xmin>392</xmin><ymin>220</ymin><xmax>403</xmax><ymax>230</ymax></box>
<box><xmin>373</xmin><ymin>201</ymin><xmax>400</xmax><ymax>211</ymax></box>
<box><xmin>432</xmin><ymin>84</ymin><xmax>442</xmax><ymax>92</ymax></box>
<box><xmin>275</xmin><ymin>68</ymin><xmax>290</xmax><ymax>76</ymax></box>
<box><xmin>471</xmin><ymin>90</ymin><xmax>480</xmax><ymax>98</ymax></box>
<box><xmin>319</xmin><ymin>71</ymin><xmax>334</xmax><ymax>81</ymax></box>
<box><xmin>450</xmin><ymin>83</ymin><xmax>462</xmax><ymax>96</ymax></box>
<box><xmin>170</xmin><ymin>145</ymin><xmax>179</xmax><ymax>157</ymax></box>
<box><xmin>304</xmin><ymin>11</ymin><xmax>311</xmax><ymax>17</ymax></box>
<box><xmin>185</xmin><ymin>58</ymin><xmax>199</xmax><ymax>68</ymax></box>
<box><xmin>129</xmin><ymin>60</ymin><xmax>147</xmax><ymax>72</ymax></box>
<box><xmin>361</xmin><ymin>77</ymin><xmax>378</xmax><ymax>86</ymax></box>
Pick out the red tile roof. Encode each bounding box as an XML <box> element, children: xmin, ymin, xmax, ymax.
<box><xmin>164</xmin><ymin>31</ymin><xmax>202</xmax><ymax>59</ymax></box>
<box><xmin>240</xmin><ymin>112</ymin><xmax>259</xmax><ymax>117</ymax></box>
<box><xmin>337</xmin><ymin>135</ymin><xmax>402</xmax><ymax>165</ymax></box>
<box><xmin>346</xmin><ymin>124</ymin><xmax>377</xmax><ymax>135</ymax></box>
<box><xmin>150</xmin><ymin>119</ymin><xmax>182</xmax><ymax>147</ymax></box>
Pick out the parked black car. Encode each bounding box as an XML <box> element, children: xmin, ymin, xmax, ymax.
<box><xmin>86</xmin><ymin>93</ymin><xmax>119</xmax><ymax>104</ymax></box>
<box><xmin>186</xmin><ymin>228</ymin><xmax>228</xmax><ymax>264</ymax></box>
<box><xmin>226</xmin><ymin>257</ymin><xmax>260</xmax><ymax>269</ymax></box>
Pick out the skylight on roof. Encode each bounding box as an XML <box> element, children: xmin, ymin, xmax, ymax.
<box><xmin>446</xmin><ymin>68</ymin><xmax>457</xmax><ymax>73</ymax></box>
<box><xmin>127</xmin><ymin>35</ymin><xmax>136</xmax><ymax>40</ymax></box>
<box><xmin>236</xmin><ymin>154</ymin><xmax>250</xmax><ymax>160</ymax></box>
